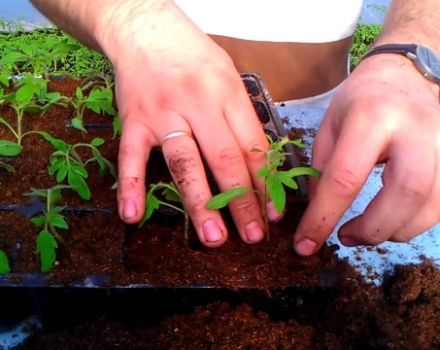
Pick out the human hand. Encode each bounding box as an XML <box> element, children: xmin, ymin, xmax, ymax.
<box><xmin>294</xmin><ymin>53</ymin><xmax>440</xmax><ymax>255</ymax></box>
<box><xmin>97</xmin><ymin>1</ymin><xmax>270</xmax><ymax>246</ymax></box>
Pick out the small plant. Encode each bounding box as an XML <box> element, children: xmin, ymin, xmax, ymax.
<box><xmin>68</xmin><ymin>86</ymin><xmax>120</xmax><ymax>137</ymax></box>
<box><xmin>40</xmin><ymin>132</ymin><xmax>116</xmax><ymax>200</ymax></box>
<box><xmin>25</xmin><ymin>185</ymin><xmax>72</xmax><ymax>272</ymax></box>
<box><xmin>0</xmin><ymin>249</ymin><xmax>10</xmax><ymax>274</ymax></box>
<box><xmin>140</xmin><ymin>181</ymin><xmax>190</xmax><ymax>241</ymax></box>
<box><xmin>0</xmin><ymin>75</ymin><xmax>62</xmax><ymax>157</ymax></box>
<box><xmin>206</xmin><ymin>136</ymin><xmax>320</xmax><ymax>235</ymax></box>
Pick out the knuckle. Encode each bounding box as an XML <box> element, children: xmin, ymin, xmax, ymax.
<box><xmin>211</xmin><ymin>147</ymin><xmax>243</xmax><ymax>171</ymax></box>
<box><xmin>327</xmin><ymin>168</ymin><xmax>362</xmax><ymax>199</ymax></box>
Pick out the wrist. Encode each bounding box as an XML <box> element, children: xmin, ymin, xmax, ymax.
<box><xmin>94</xmin><ymin>0</ymin><xmax>173</xmax><ymax>65</ymax></box>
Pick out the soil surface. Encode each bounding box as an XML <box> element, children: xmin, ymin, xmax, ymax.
<box><xmin>1</xmin><ymin>78</ymin><xmax>440</xmax><ymax>349</ymax></box>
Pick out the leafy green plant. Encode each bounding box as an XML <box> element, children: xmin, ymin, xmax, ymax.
<box><xmin>0</xmin><ymin>75</ymin><xmax>62</xmax><ymax>157</ymax></box>
<box><xmin>206</xmin><ymin>136</ymin><xmax>320</xmax><ymax>234</ymax></box>
<box><xmin>140</xmin><ymin>181</ymin><xmax>190</xmax><ymax>241</ymax></box>
<box><xmin>25</xmin><ymin>185</ymin><xmax>71</xmax><ymax>272</ymax></box>
<box><xmin>0</xmin><ymin>249</ymin><xmax>10</xmax><ymax>274</ymax></box>
<box><xmin>39</xmin><ymin>132</ymin><xmax>116</xmax><ymax>200</ymax></box>
<box><xmin>350</xmin><ymin>24</ymin><xmax>381</xmax><ymax>67</ymax></box>
<box><xmin>67</xmin><ymin>86</ymin><xmax>120</xmax><ymax>137</ymax></box>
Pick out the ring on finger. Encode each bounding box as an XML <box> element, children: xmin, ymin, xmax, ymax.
<box><xmin>161</xmin><ymin>130</ymin><xmax>193</xmax><ymax>145</ymax></box>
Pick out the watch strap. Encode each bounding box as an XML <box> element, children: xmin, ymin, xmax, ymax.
<box><xmin>362</xmin><ymin>44</ymin><xmax>418</xmax><ymax>61</ymax></box>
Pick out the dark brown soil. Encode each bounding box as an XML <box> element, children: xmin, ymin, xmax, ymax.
<box><xmin>15</xmin><ymin>262</ymin><xmax>440</xmax><ymax>349</ymax></box>
<box><xmin>2</xmin><ymin>78</ymin><xmax>440</xmax><ymax>349</ymax></box>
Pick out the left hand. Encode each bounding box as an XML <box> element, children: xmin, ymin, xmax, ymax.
<box><xmin>293</xmin><ymin>53</ymin><xmax>440</xmax><ymax>256</ymax></box>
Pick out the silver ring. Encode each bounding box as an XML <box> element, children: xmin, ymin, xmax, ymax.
<box><xmin>161</xmin><ymin>130</ymin><xmax>193</xmax><ymax>144</ymax></box>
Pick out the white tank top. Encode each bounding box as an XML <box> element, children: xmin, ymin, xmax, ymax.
<box><xmin>175</xmin><ymin>0</ymin><xmax>363</xmax><ymax>43</ymax></box>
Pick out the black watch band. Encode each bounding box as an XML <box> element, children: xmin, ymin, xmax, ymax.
<box><xmin>362</xmin><ymin>44</ymin><xmax>418</xmax><ymax>61</ymax></box>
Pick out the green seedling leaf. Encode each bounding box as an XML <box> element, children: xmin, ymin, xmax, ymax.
<box><xmin>162</xmin><ymin>183</ymin><xmax>181</xmax><ymax>203</ymax></box>
<box><xmin>0</xmin><ymin>140</ymin><xmax>22</xmax><ymax>156</ymax></box>
<box><xmin>90</xmin><ymin>137</ymin><xmax>104</xmax><ymax>147</ymax></box>
<box><xmin>276</xmin><ymin>172</ymin><xmax>298</xmax><ymax>190</ymax></box>
<box><xmin>0</xmin><ymin>74</ymin><xmax>9</xmax><ymax>87</ymax></box>
<box><xmin>206</xmin><ymin>187</ymin><xmax>250</xmax><ymax>210</ymax></box>
<box><xmin>68</xmin><ymin>170</ymin><xmax>90</xmax><ymax>200</ymax></box>
<box><xmin>47</xmin><ymin>212</ymin><xmax>68</xmax><ymax>230</ymax></box>
<box><xmin>36</xmin><ymin>229</ymin><xmax>57</xmax><ymax>272</ymax></box>
<box><xmin>266</xmin><ymin>176</ymin><xmax>286</xmax><ymax>213</ymax></box>
<box><xmin>31</xmin><ymin>216</ymin><xmax>47</xmax><ymax>227</ymax></box>
<box><xmin>112</xmin><ymin>116</ymin><xmax>121</xmax><ymax>138</ymax></box>
<box><xmin>285</xmin><ymin>166</ymin><xmax>321</xmax><ymax>178</ymax></box>
<box><xmin>75</xmin><ymin>87</ymin><xmax>84</xmax><ymax>100</ymax></box>
<box><xmin>71</xmin><ymin>117</ymin><xmax>86</xmax><ymax>132</ymax></box>
<box><xmin>15</xmin><ymin>84</ymin><xmax>34</xmax><ymax>104</ymax></box>
<box><xmin>38</xmin><ymin>131</ymin><xmax>68</xmax><ymax>151</ymax></box>
<box><xmin>140</xmin><ymin>192</ymin><xmax>160</xmax><ymax>227</ymax></box>
<box><xmin>0</xmin><ymin>250</ymin><xmax>10</xmax><ymax>274</ymax></box>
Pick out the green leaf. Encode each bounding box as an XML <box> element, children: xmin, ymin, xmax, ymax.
<box><xmin>71</xmin><ymin>117</ymin><xmax>86</xmax><ymax>132</ymax></box>
<box><xmin>90</xmin><ymin>137</ymin><xmax>104</xmax><ymax>147</ymax></box>
<box><xmin>75</xmin><ymin>87</ymin><xmax>84</xmax><ymax>101</ymax></box>
<box><xmin>55</xmin><ymin>165</ymin><xmax>68</xmax><ymax>182</ymax></box>
<box><xmin>285</xmin><ymin>166</ymin><xmax>321</xmax><ymax>178</ymax></box>
<box><xmin>0</xmin><ymin>140</ymin><xmax>22</xmax><ymax>156</ymax></box>
<box><xmin>48</xmin><ymin>213</ymin><xmax>68</xmax><ymax>230</ymax></box>
<box><xmin>206</xmin><ymin>187</ymin><xmax>250</xmax><ymax>210</ymax></box>
<box><xmin>36</xmin><ymin>229</ymin><xmax>58</xmax><ymax>273</ymax></box>
<box><xmin>68</xmin><ymin>170</ymin><xmax>90</xmax><ymax>200</ymax></box>
<box><xmin>31</xmin><ymin>216</ymin><xmax>47</xmax><ymax>227</ymax></box>
<box><xmin>15</xmin><ymin>84</ymin><xmax>34</xmax><ymax>104</ymax></box>
<box><xmin>276</xmin><ymin>172</ymin><xmax>298</xmax><ymax>190</ymax></box>
<box><xmin>48</xmin><ymin>158</ymin><xmax>65</xmax><ymax>175</ymax></box>
<box><xmin>0</xmin><ymin>75</ymin><xmax>9</xmax><ymax>87</ymax></box>
<box><xmin>257</xmin><ymin>166</ymin><xmax>271</xmax><ymax>178</ymax></box>
<box><xmin>140</xmin><ymin>192</ymin><xmax>160</xmax><ymax>227</ymax></box>
<box><xmin>39</xmin><ymin>131</ymin><xmax>68</xmax><ymax>151</ymax></box>
<box><xmin>266</xmin><ymin>176</ymin><xmax>286</xmax><ymax>213</ymax></box>
<box><xmin>0</xmin><ymin>250</ymin><xmax>10</xmax><ymax>274</ymax></box>
<box><xmin>70</xmin><ymin>163</ymin><xmax>88</xmax><ymax>178</ymax></box>
<box><xmin>112</xmin><ymin>116</ymin><xmax>121</xmax><ymax>138</ymax></box>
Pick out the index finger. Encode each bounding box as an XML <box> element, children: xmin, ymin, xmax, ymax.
<box><xmin>293</xmin><ymin>107</ymin><xmax>389</xmax><ymax>256</ymax></box>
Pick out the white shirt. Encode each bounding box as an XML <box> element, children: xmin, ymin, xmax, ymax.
<box><xmin>175</xmin><ymin>0</ymin><xmax>363</xmax><ymax>43</ymax></box>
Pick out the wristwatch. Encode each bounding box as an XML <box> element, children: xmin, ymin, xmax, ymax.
<box><xmin>362</xmin><ymin>44</ymin><xmax>440</xmax><ymax>84</ymax></box>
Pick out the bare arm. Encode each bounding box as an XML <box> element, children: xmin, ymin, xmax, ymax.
<box><xmin>294</xmin><ymin>0</ymin><xmax>440</xmax><ymax>255</ymax></box>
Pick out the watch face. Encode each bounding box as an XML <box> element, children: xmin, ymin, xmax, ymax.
<box><xmin>416</xmin><ymin>45</ymin><xmax>440</xmax><ymax>83</ymax></box>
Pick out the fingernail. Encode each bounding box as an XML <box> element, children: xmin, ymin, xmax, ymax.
<box><xmin>295</xmin><ymin>238</ymin><xmax>317</xmax><ymax>256</ymax></box>
<box><xmin>339</xmin><ymin>235</ymin><xmax>360</xmax><ymax>247</ymax></box>
<box><xmin>202</xmin><ymin>219</ymin><xmax>224</xmax><ymax>243</ymax></box>
<box><xmin>267</xmin><ymin>201</ymin><xmax>284</xmax><ymax>222</ymax></box>
<box><xmin>122</xmin><ymin>198</ymin><xmax>137</xmax><ymax>220</ymax></box>
<box><xmin>245</xmin><ymin>221</ymin><xmax>264</xmax><ymax>243</ymax></box>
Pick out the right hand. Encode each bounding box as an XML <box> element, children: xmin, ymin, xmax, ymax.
<box><xmin>97</xmin><ymin>0</ymin><xmax>271</xmax><ymax>247</ymax></box>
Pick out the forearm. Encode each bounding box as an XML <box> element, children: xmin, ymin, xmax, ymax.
<box><xmin>30</xmin><ymin>0</ymin><xmax>173</xmax><ymax>58</ymax></box>
<box><xmin>375</xmin><ymin>0</ymin><xmax>440</xmax><ymax>52</ymax></box>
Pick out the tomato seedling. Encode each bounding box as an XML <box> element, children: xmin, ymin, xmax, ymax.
<box><xmin>40</xmin><ymin>132</ymin><xmax>116</xmax><ymax>200</ymax></box>
<box><xmin>25</xmin><ymin>185</ymin><xmax>72</xmax><ymax>272</ymax></box>
<box><xmin>206</xmin><ymin>136</ymin><xmax>320</xmax><ymax>235</ymax></box>
<box><xmin>140</xmin><ymin>181</ymin><xmax>190</xmax><ymax>242</ymax></box>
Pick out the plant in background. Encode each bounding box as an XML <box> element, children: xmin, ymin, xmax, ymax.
<box><xmin>0</xmin><ymin>75</ymin><xmax>62</xmax><ymax>157</ymax></box>
<box><xmin>350</xmin><ymin>23</ymin><xmax>381</xmax><ymax>67</ymax></box>
<box><xmin>140</xmin><ymin>181</ymin><xmax>190</xmax><ymax>241</ymax></box>
<box><xmin>25</xmin><ymin>185</ymin><xmax>71</xmax><ymax>272</ymax></box>
<box><xmin>67</xmin><ymin>86</ymin><xmax>120</xmax><ymax>137</ymax></box>
<box><xmin>40</xmin><ymin>132</ymin><xmax>116</xmax><ymax>201</ymax></box>
<box><xmin>0</xmin><ymin>249</ymin><xmax>10</xmax><ymax>274</ymax></box>
<box><xmin>206</xmin><ymin>136</ymin><xmax>320</xmax><ymax>235</ymax></box>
